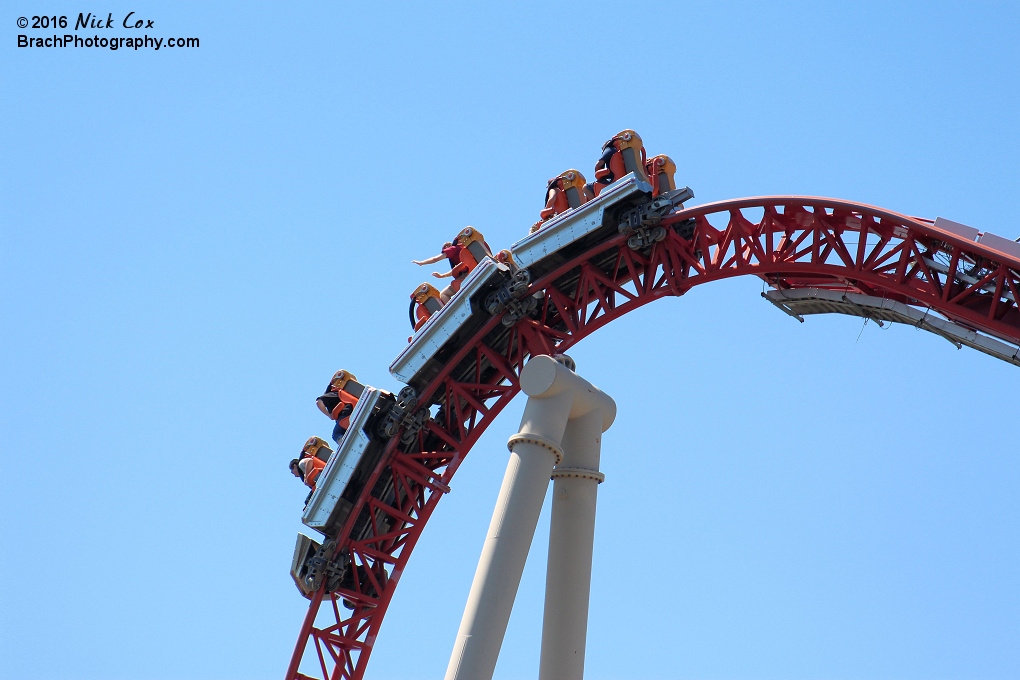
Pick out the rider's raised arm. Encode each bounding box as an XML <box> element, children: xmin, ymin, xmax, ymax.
<box><xmin>412</xmin><ymin>253</ymin><xmax>446</xmax><ymax>266</ymax></box>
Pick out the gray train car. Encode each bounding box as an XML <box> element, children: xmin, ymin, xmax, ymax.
<box><xmin>390</xmin><ymin>172</ymin><xmax>689</xmax><ymax>391</ymax></box>
<box><xmin>390</xmin><ymin>257</ymin><xmax>510</xmax><ymax>391</ymax></box>
<box><xmin>302</xmin><ymin>386</ymin><xmax>394</xmax><ymax>537</ymax></box>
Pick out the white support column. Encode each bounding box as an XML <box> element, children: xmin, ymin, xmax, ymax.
<box><xmin>539</xmin><ymin>408</ymin><xmax>609</xmax><ymax>680</ymax></box>
<box><xmin>445</xmin><ymin>356</ymin><xmax>614</xmax><ymax>680</ymax></box>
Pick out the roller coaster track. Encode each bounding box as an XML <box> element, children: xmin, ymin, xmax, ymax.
<box><xmin>287</xmin><ymin>196</ymin><xmax>1020</xmax><ymax>680</ymax></box>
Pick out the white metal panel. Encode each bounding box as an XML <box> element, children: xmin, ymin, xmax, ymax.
<box><xmin>302</xmin><ymin>387</ymin><xmax>382</xmax><ymax>532</ymax></box>
<box><xmin>933</xmin><ymin>217</ymin><xmax>981</xmax><ymax>242</ymax></box>
<box><xmin>389</xmin><ymin>258</ymin><xmax>504</xmax><ymax>383</ymax></box>
<box><xmin>510</xmin><ymin>173</ymin><xmax>652</xmax><ymax>270</ymax></box>
<box><xmin>977</xmin><ymin>231</ymin><xmax>1020</xmax><ymax>264</ymax></box>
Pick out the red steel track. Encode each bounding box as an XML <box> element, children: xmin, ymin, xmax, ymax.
<box><xmin>287</xmin><ymin>196</ymin><xmax>1020</xmax><ymax>680</ymax></box>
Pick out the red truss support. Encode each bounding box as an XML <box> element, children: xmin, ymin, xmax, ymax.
<box><xmin>287</xmin><ymin>196</ymin><xmax>1020</xmax><ymax>679</ymax></box>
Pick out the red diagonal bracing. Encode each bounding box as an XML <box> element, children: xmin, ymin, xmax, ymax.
<box><xmin>288</xmin><ymin>196</ymin><xmax>1020</xmax><ymax>679</ymax></box>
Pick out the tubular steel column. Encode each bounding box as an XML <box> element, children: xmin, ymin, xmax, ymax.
<box><xmin>445</xmin><ymin>355</ymin><xmax>614</xmax><ymax>680</ymax></box>
<box><xmin>539</xmin><ymin>407</ymin><xmax>612</xmax><ymax>680</ymax></box>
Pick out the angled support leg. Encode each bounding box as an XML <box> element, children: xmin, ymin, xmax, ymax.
<box><xmin>444</xmin><ymin>355</ymin><xmax>615</xmax><ymax>680</ymax></box>
<box><xmin>539</xmin><ymin>406</ymin><xmax>609</xmax><ymax>680</ymax></box>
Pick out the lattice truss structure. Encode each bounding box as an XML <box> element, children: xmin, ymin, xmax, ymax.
<box><xmin>289</xmin><ymin>197</ymin><xmax>1020</xmax><ymax>680</ymax></box>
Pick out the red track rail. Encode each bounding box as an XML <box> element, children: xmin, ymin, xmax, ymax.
<box><xmin>287</xmin><ymin>196</ymin><xmax>1020</xmax><ymax>680</ymax></box>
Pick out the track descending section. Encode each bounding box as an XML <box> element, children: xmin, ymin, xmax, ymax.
<box><xmin>288</xmin><ymin>195</ymin><xmax>1020</xmax><ymax>680</ymax></box>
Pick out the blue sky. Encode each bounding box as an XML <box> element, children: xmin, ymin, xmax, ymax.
<box><xmin>2</xmin><ymin>1</ymin><xmax>1017</xmax><ymax>678</ymax></box>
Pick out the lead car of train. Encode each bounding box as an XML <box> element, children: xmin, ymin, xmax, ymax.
<box><xmin>288</xmin><ymin>172</ymin><xmax>695</xmax><ymax>599</ymax></box>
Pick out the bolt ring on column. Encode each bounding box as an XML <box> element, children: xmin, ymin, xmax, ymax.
<box><xmin>550</xmin><ymin>467</ymin><xmax>605</xmax><ymax>483</ymax></box>
<box><xmin>507</xmin><ymin>433</ymin><xmax>563</xmax><ymax>465</ymax></box>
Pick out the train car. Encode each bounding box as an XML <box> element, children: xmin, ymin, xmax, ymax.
<box><xmin>390</xmin><ymin>172</ymin><xmax>691</xmax><ymax>392</ymax></box>
<box><xmin>302</xmin><ymin>386</ymin><xmax>395</xmax><ymax>538</ymax></box>
<box><xmin>390</xmin><ymin>256</ymin><xmax>511</xmax><ymax>390</ymax></box>
<box><xmin>511</xmin><ymin>172</ymin><xmax>654</xmax><ymax>277</ymax></box>
<box><xmin>291</xmin><ymin>384</ymin><xmax>411</xmax><ymax>599</ymax></box>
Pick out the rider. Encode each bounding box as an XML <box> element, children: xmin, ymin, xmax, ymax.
<box><xmin>413</xmin><ymin>241</ymin><xmax>467</xmax><ymax>303</ymax></box>
<box><xmin>531</xmin><ymin>169</ymin><xmax>592</xmax><ymax>233</ymax></box>
<box><xmin>315</xmin><ymin>370</ymin><xmax>360</xmax><ymax>446</ymax></box>
<box><xmin>290</xmin><ymin>437</ymin><xmax>330</xmax><ymax>490</ymax></box>
<box><xmin>586</xmin><ymin>130</ymin><xmax>649</xmax><ymax>198</ymax></box>
<box><xmin>414</xmin><ymin>229</ymin><xmax>488</xmax><ymax>302</ymax></box>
